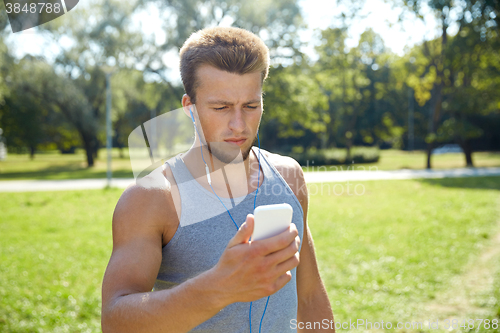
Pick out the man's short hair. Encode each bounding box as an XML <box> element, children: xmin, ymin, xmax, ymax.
<box><xmin>179</xmin><ymin>26</ymin><xmax>270</xmax><ymax>103</ymax></box>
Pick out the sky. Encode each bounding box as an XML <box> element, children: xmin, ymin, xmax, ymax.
<box><xmin>298</xmin><ymin>0</ymin><xmax>440</xmax><ymax>56</ymax></box>
<box><xmin>5</xmin><ymin>0</ymin><xmax>443</xmax><ymax>83</ymax></box>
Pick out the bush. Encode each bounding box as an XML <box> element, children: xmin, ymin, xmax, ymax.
<box><xmin>287</xmin><ymin>147</ymin><xmax>380</xmax><ymax>166</ymax></box>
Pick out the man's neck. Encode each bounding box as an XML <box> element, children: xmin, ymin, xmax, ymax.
<box><xmin>182</xmin><ymin>144</ymin><xmax>259</xmax><ymax>199</ymax></box>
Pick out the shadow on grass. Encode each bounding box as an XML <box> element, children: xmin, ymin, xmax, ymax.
<box><xmin>417</xmin><ymin>176</ymin><xmax>500</xmax><ymax>191</ymax></box>
<box><xmin>0</xmin><ymin>163</ymin><xmax>134</xmax><ymax>180</ymax></box>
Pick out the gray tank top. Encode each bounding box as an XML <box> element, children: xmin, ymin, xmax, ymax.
<box><xmin>154</xmin><ymin>146</ymin><xmax>304</xmax><ymax>332</ymax></box>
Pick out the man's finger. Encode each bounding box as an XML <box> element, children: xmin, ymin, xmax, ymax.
<box><xmin>275</xmin><ymin>252</ymin><xmax>300</xmax><ymax>274</ymax></box>
<box><xmin>266</xmin><ymin>235</ymin><xmax>300</xmax><ymax>265</ymax></box>
<box><xmin>227</xmin><ymin>214</ymin><xmax>254</xmax><ymax>248</ymax></box>
<box><xmin>255</xmin><ymin>223</ymin><xmax>299</xmax><ymax>255</ymax></box>
<box><xmin>272</xmin><ymin>271</ymin><xmax>293</xmax><ymax>293</ymax></box>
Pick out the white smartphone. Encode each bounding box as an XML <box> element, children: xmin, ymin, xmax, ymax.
<box><xmin>251</xmin><ymin>203</ymin><xmax>293</xmax><ymax>241</ymax></box>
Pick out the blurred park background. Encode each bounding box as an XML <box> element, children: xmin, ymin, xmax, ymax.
<box><xmin>0</xmin><ymin>0</ymin><xmax>500</xmax><ymax>332</ymax></box>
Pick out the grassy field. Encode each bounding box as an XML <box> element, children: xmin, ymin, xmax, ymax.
<box><xmin>302</xmin><ymin>150</ymin><xmax>500</xmax><ymax>172</ymax></box>
<box><xmin>0</xmin><ymin>189</ymin><xmax>120</xmax><ymax>333</ymax></box>
<box><xmin>1</xmin><ymin>149</ymin><xmax>500</xmax><ymax>180</ymax></box>
<box><xmin>0</xmin><ymin>177</ymin><xmax>499</xmax><ymax>332</ymax></box>
<box><xmin>308</xmin><ymin>176</ymin><xmax>500</xmax><ymax>332</ymax></box>
<box><xmin>0</xmin><ymin>149</ymin><xmax>134</xmax><ymax>180</ymax></box>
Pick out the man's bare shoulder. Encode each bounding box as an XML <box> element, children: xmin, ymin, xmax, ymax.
<box><xmin>258</xmin><ymin>149</ymin><xmax>307</xmax><ymax>205</ymax></box>
<box><xmin>113</xmin><ymin>166</ymin><xmax>178</xmax><ymax>243</ymax></box>
<box><xmin>260</xmin><ymin>149</ymin><xmax>304</xmax><ymax>182</ymax></box>
<box><xmin>119</xmin><ymin>166</ymin><xmax>172</xmax><ymax>208</ymax></box>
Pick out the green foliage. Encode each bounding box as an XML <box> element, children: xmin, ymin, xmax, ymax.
<box><xmin>0</xmin><ymin>57</ymin><xmax>85</xmax><ymax>155</ymax></box>
<box><xmin>288</xmin><ymin>147</ymin><xmax>380</xmax><ymax>166</ymax></box>
<box><xmin>108</xmin><ymin>69</ymin><xmax>183</xmax><ymax>152</ymax></box>
<box><xmin>403</xmin><ymin>19</ymin><xmax>500</xmax><ymax>161</ymax></box>
<box><xmin>148</xmin><ymin>0</ymin><xmax>305</xmax><ymax>62</ymax></box>
<box><xmin>314</xmin><ymin>28</ymin><xmax>407</xmax><ymax>150</ymax></box>
<box><xmin>36</xmin><ymin>0</ymin><xmax>166</xmax><ymax>166</ymax></box>
<box><xmin>262</xmin><ymin>63</ymin><xmax>329</xmax><ymax>140</ymax></box>
<box><xmin>0</xmin><ymin>0</ymin><xmax>499</xmax><ymax>169</ymax></box>
<box><xmin>397</xmin><ymin>0</ymin><xmax>500</xmax><ymax>167</ymax></box>
<box><xmin>25</xmin><ymin>0</ymin><xmax>308</xmax><ymax>166</ymax></box>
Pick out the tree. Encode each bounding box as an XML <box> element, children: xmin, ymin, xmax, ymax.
<box><xmin>0</xmin><ymin>1</ymin><xmax>9</xmax><ymax>34</ymax></box>
<box><xmin>0</xmin><ymin>1</ymin><xmax>11</xmax><ymax>108</ymax></box>
<box><xmin>143</xmin><ymin>0</ymin><xmax>306</xmax><ymax>71</ymax></box>
<box><xmin>33</xmin><ymin>0</ymin><xmax>308</xmax><ymax>166</ymax></box>
<box><xmin>437</xmin><ymin>22</ymin><xmax>500</xmax><ymax>165</ymax></box>
<box><xmin>260</xmin><ymin>62</ymin><xmax>329</xmax><ymax>151</ymax></box>
<box><xmin>396</xmin><ymin>0</ymin><xmax>500</xmax><ymax>167</ymax></box>
<box><xmin>1</xmin><ymin>57</ymin><xmax>50</xmax><ymax>157</ymax></box>
<box><xmin>350</xmin><ymin>29</ymin><xmax>406</xmax><ymax>151</ymax></box>
<box><xmin>111</xmin><ymin>69</ymin><xmax>184</xmax><ymax>158</ymax></box>
<box><xmin>36</xmin><ymin>0</ymin><xmax>158</xmax><ymax>166</ymax></box>
<box><xmin>315</xmin><ymin>27</ymin><xmax>356</xmax><ymax>157</ymax></box>
<box><xmin>314</xmin><ymin>28</ymin><xmax>405</xmax><ymax>159</ymax></box>
<box><xmin>128</xmin><ymin>0</ymin><xmax>312</xmax><ymax>156</ymax></box>
<box><xmin>0</xmin><ymin>56</ymin><xmax>92</xmax><ymax>158</ymax></box>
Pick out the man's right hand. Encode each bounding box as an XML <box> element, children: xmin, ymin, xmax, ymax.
<box><xmin>209</xmin><ymin>214</ymin><xmax>301</xmax><ymax>305</ymax></box>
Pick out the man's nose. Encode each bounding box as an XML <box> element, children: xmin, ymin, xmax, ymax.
<box><xmin>228</xmin><ymin>108</ymin><xmax>246</xmax><ymax>132</ymax></box>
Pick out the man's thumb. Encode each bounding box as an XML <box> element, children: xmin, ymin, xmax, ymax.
<box><xmin>227</xmin><ymin>214</ymin><xmax>254</xmax><ymax>248</ymax></box>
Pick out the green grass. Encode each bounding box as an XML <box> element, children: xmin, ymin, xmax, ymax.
<box><xmin>0</xmin><ymin>177</ymin><xmax>499</xmax><ymax>332</ymax></box>
<box><xmin>308</xmin><ymin>176</ymin><xmax>500</xmax><ymax>331</ymax></box>
<box><xmin>0</xmin><ymin>149</ymin><xmax>134</xmax><ymax>180</ymax></box>
<box><xmin>1</xmin><ymin>149</ymin><xmax>500</xmax><ymax>181</ymax></box>
<box><xmin>0</xmin><ymin>189</ymin><xmax>121</xmax><ymax>333</ymax></box>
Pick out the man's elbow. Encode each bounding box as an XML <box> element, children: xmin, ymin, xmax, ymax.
<box><xmin>101</xmin><ymin>297</ymin><xmax>124</xmax><ymax>333</ymax></box>
<box><xmin>101</xmin><ymin>305</ymin><xmax>115</xmax><ymax>333</ymax></box>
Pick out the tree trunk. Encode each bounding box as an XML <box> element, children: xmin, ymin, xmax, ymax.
<box><xmin>30</xmin><ymin>146</ymin><xmax>35</xmax><ymax>160</ymax></box>
<box><xmin>344</xmin><ymin>74</ymin><xmax>360</xmax><ymax>166</ymax></box>
<box><xmin>85</xmin><ymin>145</ymin><xmax>95</xmax><ymax>167</ymax></box>
<box><xmin>464</xmin><ymin>147</ymin><xmax>474</xmax><ymax>167</ymax></box>
<box><xmin>426</xmin><ymin>142</ymin><xmax>433</xmax><ymax>169</ymax></box>
<box><xmin>458</xmin><ymin>138</ymin><xmax>474</xmax><ymax>167</ymax></box>
<box><xmin>81</xmin><ymin>134</ymin><xmax>95</xmax><ymax>167</ymax></box>
<box><xmin>345</xmin><ymin>141</ymin><xmax>352</xmax><ymax>164</ymax></box>
<box><xmin>426</xmin><ymin>92</ymin><xmax>442</xmax><ymax>169</ymax></box>
<box><xmin>426</xmin><ymin>13</ymin><xmax>448</xmax><ymax>169</ymax></box>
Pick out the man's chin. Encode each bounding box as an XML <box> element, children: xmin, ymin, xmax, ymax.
<box><xmin>208</xmin><ymin>142</ymin><xmax>252</xmax><ymax>164</ymax></box>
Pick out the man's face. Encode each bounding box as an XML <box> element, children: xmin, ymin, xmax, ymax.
<box><xmin>190</xmin><ymin>65</ymin><xmax>263</xmax><ymax>163</ymax></box>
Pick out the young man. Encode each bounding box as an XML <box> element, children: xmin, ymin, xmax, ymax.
<box><xmin>101</xmin><ymin>27</ymin><xmax>334</xmax><ymax>332</ymax></box>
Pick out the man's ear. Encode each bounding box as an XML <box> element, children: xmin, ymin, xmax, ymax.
<box><xmin>181</xmin><ymin>94</ymin><xmax>194</xmax><ymax>119</ymax></box>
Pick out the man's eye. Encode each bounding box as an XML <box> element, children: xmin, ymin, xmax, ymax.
<box><xmin>246</xmin><ymin>105</ymin><xmax>258</xmax><ymax>109</ymax></box>
<box><xmin>214</xmin><ymin>106</ymin><xmax>226</xmax><ymax>111</ymax></box>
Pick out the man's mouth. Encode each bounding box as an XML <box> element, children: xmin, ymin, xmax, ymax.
<box><xmin>224</xmin><ymin>138</ymin><xmax>247</xmax><ymax>146</ymax></box>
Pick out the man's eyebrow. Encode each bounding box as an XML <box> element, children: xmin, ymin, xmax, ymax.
<box><xmin>206</xmin><ymin>99</ymin><xmax>262</xmax><ymax>105</ymax></box>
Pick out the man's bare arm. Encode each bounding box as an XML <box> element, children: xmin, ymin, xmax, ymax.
<box><xmin>101</xmin><ymin>184</ymin><xmax>226</xmax><ymax>332</ymax></box>
<box><xmin>269</xmin><ymin>153</ymin><xmax>334</xmax><ymax>332</ymax></box>
<box><xmin>295</xmin><ymin>166</ymin><xmax>334</xmax><ymax>332</ymax></box>
<box><xmin>101</xmin><ymin>182</ymin><xmax>300</xmax><ymax>333</ymax></box>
